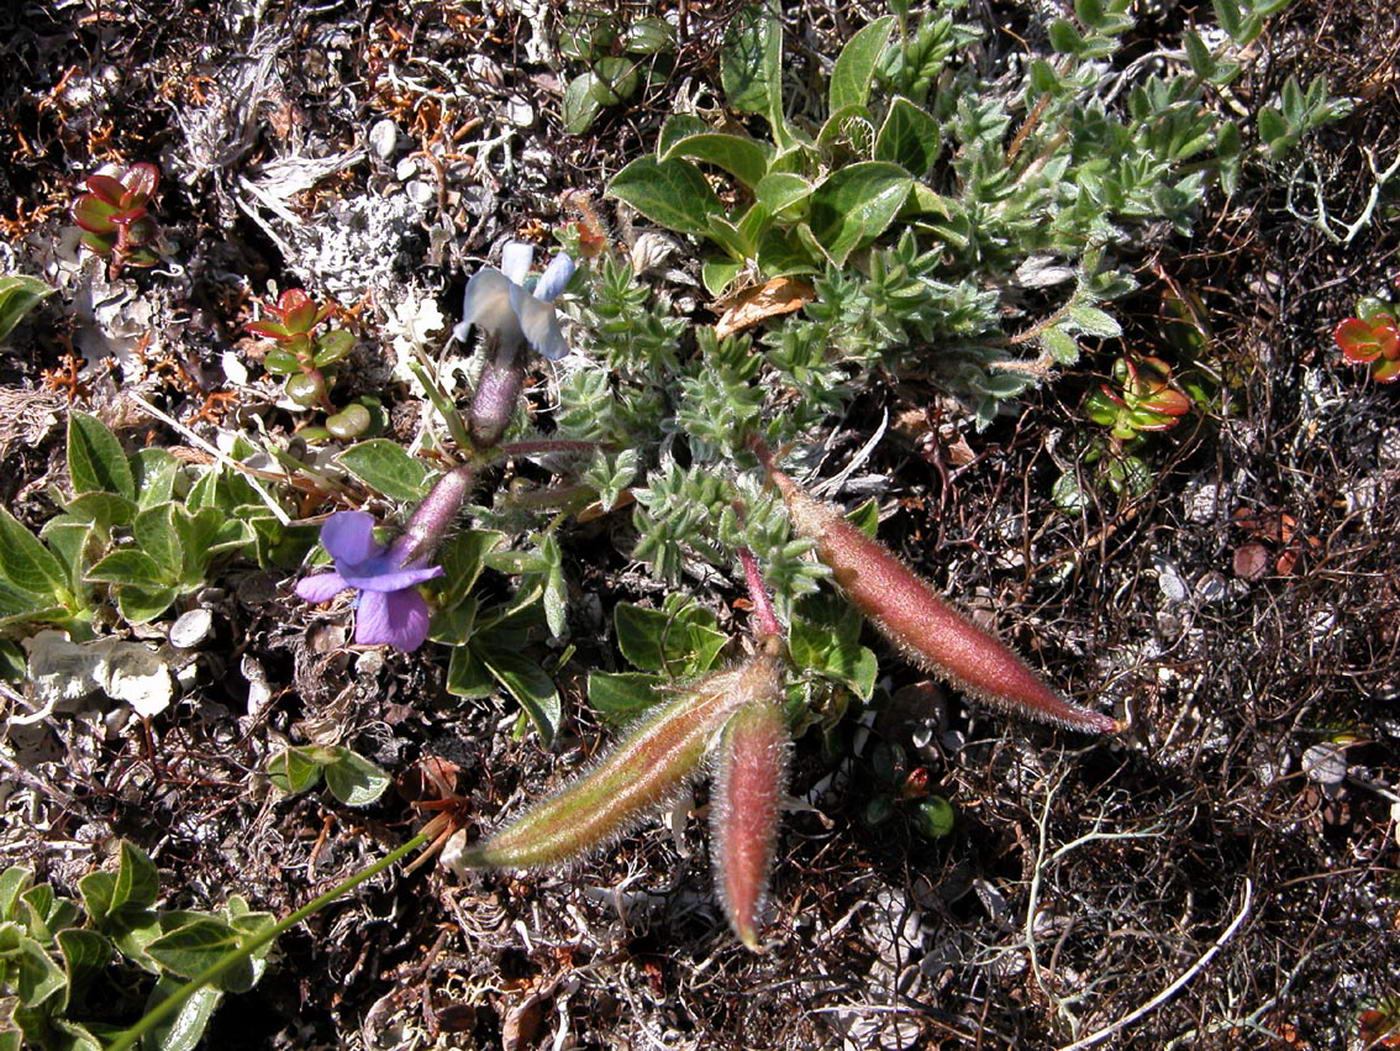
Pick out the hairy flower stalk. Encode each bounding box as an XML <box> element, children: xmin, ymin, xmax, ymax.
<box><xmin>467</xmin><ymin>341</ymin><xmax>525</xmax><ymax>449</ymax></box>
<box><xmin>755</xmin><ymin>444</ymin><xmax>1117</xmax><ymax>733</ymax></box>
<box><xmin>711</xmin><ymin>694</ymin><xmax>789</xmax><ymax>949</ymax></box>
<box><xmin>456</xmin><ymin>646</ymin><xmax>785</xmax><ymax>871</ymax></box>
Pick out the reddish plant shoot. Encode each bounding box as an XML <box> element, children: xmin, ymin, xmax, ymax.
<box><xmin>1335</xmin><ymin>311</ymin><xmax>1400</xmax><ymax>383</ymax></box>
<box><xmin>71</xmin><ymin>162</ymin><xmax>161</xmax><ymax>272</ymax></box>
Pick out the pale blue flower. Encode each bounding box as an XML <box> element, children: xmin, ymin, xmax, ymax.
<box><xmin>453</xmin><ymin>241</ymin><xmax>575</xmax><ymax>360</ymax></box>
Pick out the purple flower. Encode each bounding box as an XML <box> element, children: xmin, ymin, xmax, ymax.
<box><xmin>453</xmin><ymin>241</ymin><xmax>575</xmax><ymax>361</ymax></box>
<box><xmin>295</xmin><ymin>511</ymin><xmax>445</xmax><ymax>652</ymax></box>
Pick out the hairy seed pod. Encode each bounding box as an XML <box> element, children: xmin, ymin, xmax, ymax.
<box><xmin>711</xmin><ymin>695</ymin><xmax>789</xmax><ymax>950</ymax></box>
<box><xmin>458</xmin><ymin>647</ymin><xmax>786</xmax><ymax>870</ymax></box>
<box><xmin>764</xmin><ymin>462</ymin><xmax>1117</xmax><ymax>733</ymax></box>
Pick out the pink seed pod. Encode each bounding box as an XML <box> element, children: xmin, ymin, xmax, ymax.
<box><xmin>458</xmin><ymin>646</ymin><xmax>786</xmax><ymax>871</ymax></box>
<box><xmin>711</xmin><ymin>694</ymin><xmax>789</xmax><ymax>950</ymax></box>
<box><xmin>761</xmin><ymin>457</ymin><xmax>1117</xmax><ymax>734</ymax></box>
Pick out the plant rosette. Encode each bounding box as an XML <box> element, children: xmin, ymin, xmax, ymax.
<box><xmin>1334</xmin><ymin>308</ymin><xmax>1400</xmax><ymax>383</ymax></box>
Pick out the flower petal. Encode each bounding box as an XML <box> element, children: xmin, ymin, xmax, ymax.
<box><xmin>295</xmin><ymin>571</ymin><xmax>349</xmax><ymax>603</ymax></box>
<box><xmin>509</xmin><ymin>285</ymin><xmax>570</xmax><ymax>361</ymax></box>
<box><xmin>534</xmin><ymin>253</ymin><xmax>576</xmax><ymax>303</ymax></box>
<box><xmin>321</xmin><ymin>511</ymin><xmax>384</xmax><ymax>564</ymax></box>
<box><xmin>340</xmin><ymin>559</ymin><xmax>445</xmax><ymax>593</ymax></box>
<box><xmin>460</xmin><ymin>269</ymin><xmax>523</xmax><ymax>345</ymax></box>
<box><xmin>355</xmin><ymin>587</ymin><xmax>433</xmax><ymax>651</ymax></box>
<box><xmin>500</xmin><ymin>241</ymin><xmax>535</xmax><ymax>285</ymax></box>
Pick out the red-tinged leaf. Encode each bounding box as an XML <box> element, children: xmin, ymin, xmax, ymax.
<box><xmin>245</xmin><ymin>319</ymin><xmax>291</xmax><ymax>340</ymax></box>
<box><xmin>121</xmin><ymin>216</ymin><xmax>158</xmax><ymax>247</ymax></box>
<box><xmin>759</xmin><ymin>450</ymin><xmax>1117</xmax><ymax>734</ymax></box>
<box><xmin>1373</xmin><ymin>356</ymin><xmax>1400</xmax><ymax>383</ymax></box>
<box><xmin>1140</xmin><ymin>388</ymin><xmax>1191</xmax><ymax>415</ymax></box>
<box><xmin>277</xmin><ymin>289</ymin><xmax>319</xmax><ymax>332</ymax></box>
<box><xmin>1335</xmin><ymin>317</ymin><xmax>1384</xmax><ymax>362</ymax></box>
<box><xmin>84</xmin><ymin>173</ymin><xmax>128</xmax><ymax>204</ymax></box>
<box><xmin>120</xmin><ymin>162</ymin><xmax>160</xmax><ymax>202</ymax></box>
<box><xmin>711</xmin><ymin>697</ymin><xmax>789</xmax><ymax>950</ymax></box>
<box><xmin>80</xmin><ymin>229</ymin><xmax>117</xmax><ymax>255</ymax></box>
<box><xmin>71</xmin><ymin>194</ymin><xmax>117</xmax><ymax>233</ymax></box>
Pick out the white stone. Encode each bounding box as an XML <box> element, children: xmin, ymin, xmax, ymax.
<box><xmin>368</xmin><ymin>118</ymin><xmax>401</xmax><ymax>161</ymax></box>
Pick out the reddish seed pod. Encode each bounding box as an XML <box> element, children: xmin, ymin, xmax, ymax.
<box><xmin>458</xmin><ymin>648</ymin><xmax>786</xmax><ymax>871</ymax></box>
<box><xmin>711</xmin><ymin>693</ymin><xmax>789</xmax><ymax>950</ymax></box>
<box><xmin>763</xmin><ymin>459</ymin><xmax>1118</xmax><ymax>734</ymax></box>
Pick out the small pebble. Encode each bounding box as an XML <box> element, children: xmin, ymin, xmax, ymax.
<box><xmin>369</xmin><ymin>118</ymin><xmax>401</xmax><ymax>161</ymax></box>
<box><xmin>1301</xmin><ymin>742</ymin><xmax>1347</xmax><ymax>786</ymax></box>
<box><xmin>169</xmin><ymin>608</ymin><xmax>214</xmax><ymax>649</ymax></box>
<box><xmin>394</xmin><ymin>156</ymin><xmax>419</xmax><ymax>182</ymax></box>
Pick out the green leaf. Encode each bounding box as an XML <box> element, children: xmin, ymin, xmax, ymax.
<box><xmin>722</xmin><ymin>5</ymin><xmax>785</xmax><ymax>126</ymax></box>
<box><xmin>111</xmin><ymin>840</ymin><xmax>160</xmax><ymax>917</ymax></box>
<box><xmin>57</xmin><ymin>928</ymin><xmax>110</xmax><ymax>1007</ymax></box>
<box><xmin>323</xmin><ymin>748</ymin><xmax>391</xmax><ymax>806</ymax></box>
<box><xmin>335</xmin><ymin>440</ymin><xmax>430</xmax><ymax>502</ymax></box>
<box><xmin>311</xmin><ymin>329</ymin><xmax>355</xmax><ymax>368</ymax></box>
<box><xmin>874</xmin><ymin>97</ymin><xmax>941</xmax><ymax>177</ymax></box>
<box><xmin>63</xmin><ymin>490</ymin><xmax>138</xmax><ymax>532</ymax></box>
<box><xmin>1052</xmin><ymin>472</ymin><xmax>1089</xmax><ymax>514</ymax></box>
<box><xmin>563</xmin><ymin>72</ymin><xmax>604</xmax><ymax>134</ymax></box>
<box><xmin>1067</xmin><ymin>304</ymin><xmax>1122</xmax><ymax>338</ymax></box>
<box><xmin>592</xmin><ymin>56</ymin><xmax>641</xmax><ymax>105</ymax></box>
<box><xmin>755</xmin><ymin>172</ymin><xmax>812</xmax><ymax>216</ymax></box>
<box><xmin>0</xmin><ymin>275</ymin><xmax>55</xmax><ymax>342</ymax></box>
<box><xmin>829</xmin><ymin>15</ymin><xmax>893</xmax><ymax>113</ymax></box>
<box><xmin>133</xmin><ymin>504</ymin><xmax>185</xmax><ymax>579</ymax></box>
<box><xmin>145</xmin><ymin>917</ymin><xmax>241</xmax><ymax>978</ymax></box>
<box><xmin>541</xmin><ymin>535</ymin><xmax>568</xmax><ymax>638</ymax></box>
<box><xmin>475</xmin><ymin>642</ymin><xmax>561</xmax><ymax>745</ymax></box>
<box><xmin>140</xmin><ymin>976</ymin><xmax>222</xmax><ymax>1051</ymax></box>
<box><xmin>446</xmin><ymin>643</ymin><xmax>496</xmax><ymax>698</ymax></box>
<box><xmin>13</xmin><ymin>934</ymin><xmax>66</xmax><ymax>1007</ymax></box>
<box><xmin>262</xmin><ymin>348</ymin><xmax>302</xmax><ymax>375</ymax></box>
<box><xmin>586</xmin><ymin>670</ymin><xmax>663</xmax><ymax>726</ymax></box>
<box><xmin>845</xmin><ymin>498</ymin><xmax>880</xmax><ymax>540</ymax></box>
<box><xmin>659</xmin><ymin>133</ymin><xmax>771</xmax><ymax>190</ymax></box>
<box><xmin>267</xmin><ymin>747</ymin><xmax>324</xmax><ymax>795</ymax></box>
<box><xmin>436</xmin><ymin>529</ymin><xmax>505</xmax><ymax>608</ymax></box>
<box><xmin>0</xmin><ymin>866</ymin><xmax>32</xmax><ymax>921</ymax></box>
<box><xmin>607</xmin><ymin>156</ymin><xmax>723</xmax><ymax>238</ymax></box>
<box><xmin>117</xmin><ymin>584</ymin><xmax>179</xmax><ymax>625</ymax></box>
<box><xmin>134</xmin><ymin>449</ymin><xmax>181</xmax><ymax>508</ymax></box>
<box><xmin>808</xmin><ymin>162</ymin><xmax>912</xmax><ymax>266</ymax></box>
<box><xmin>67</xmin><ymin>411</ymin><xmax>135</xmax><ymax>500</ymax></box>
<box><xmin>656</xmin><ymin>113</ymin><xmax>710</xmax><ymax>158</ymax></box>
<box><xmin>0</xmin><ymin>506</ymin><xmax>67</xmax><ymax>599</ymax></box>
<box><xmin>1047</xmin><ymin>19</ymin><xmax>1084</xmax><ymax>55</ymax></box>
<box><xmin>790</xmin><ymin>613</ymin><xmax>877</xmax><ymax>699</ymax></box>
<box><xmin>614</xmin><ymin>600</ymin><xmax>725</xmax><ymax>675</ymax></box>
<box><xmin>77</xmin><ymin>871</ymin><xmax>115</xmax><ymax>928</ymax></box>
<box><xmin>1040</xmin><ymin>326</ymin><xmax>1081</xmax><ymax>365</ymax></box>
<box><xmin>483</xmin><ymin>546</ymin><xmax>552</xmax><ymax>574</ymax></box>
<box><xmin>86</xmin><ymin>549</ymin><xmax>169</xmax><ymax>589</ymax></box>
<box><xmin>702</xmin><ymin>257</ymin><xmax>744</xmax><ymax>297</ymax></box>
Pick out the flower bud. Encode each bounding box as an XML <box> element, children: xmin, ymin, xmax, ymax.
<box><xmin>763</xmin><ymin>459</ymin><xmax>1117</xmax><ymax>734</ymax></box>
<box><xmin>456</xmin><ymin>648</ymin><xmax>786</xmax><ymax>871</ymax></box>
<box><xmin>710</xmin><ymin>694</ymin><xmax>789</xmax><ymax>950</ymax></box>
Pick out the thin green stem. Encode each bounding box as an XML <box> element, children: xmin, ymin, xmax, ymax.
<box><xmin>106</xmin><ymin>829</ymin><xmax>433</xmax><ymax>1051</ymax></box>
